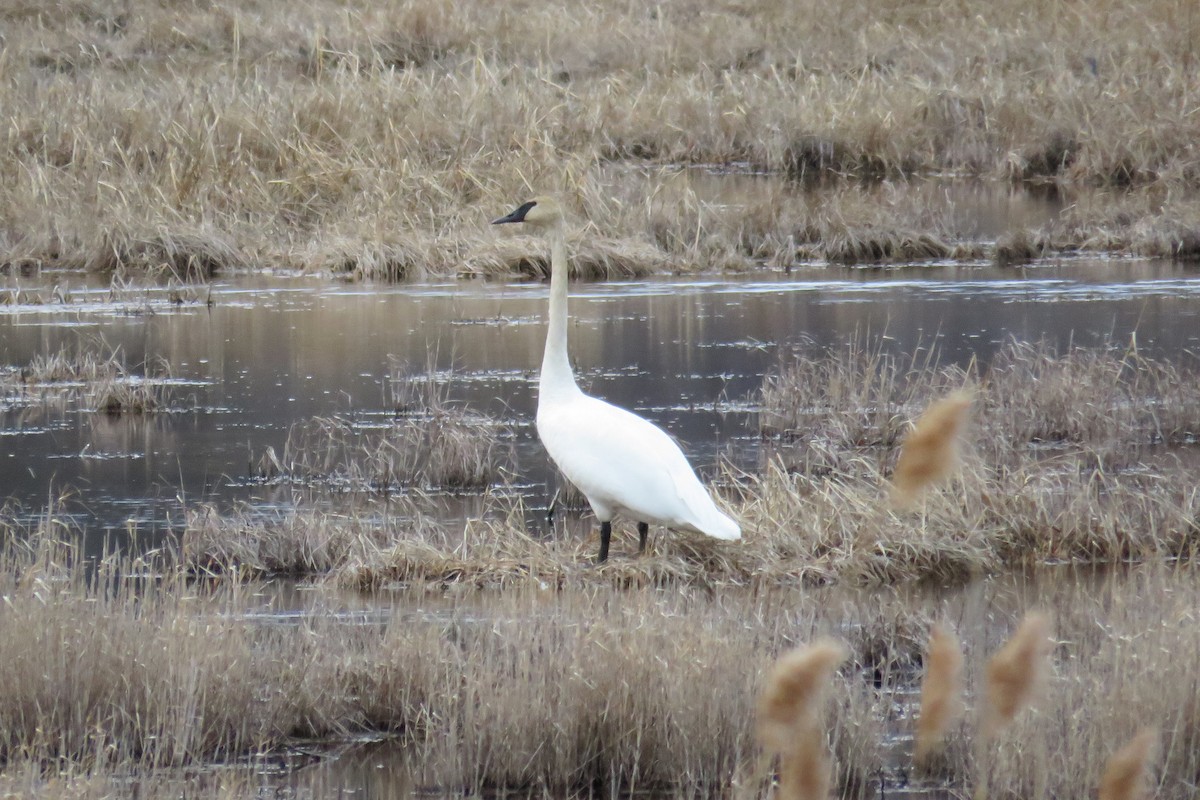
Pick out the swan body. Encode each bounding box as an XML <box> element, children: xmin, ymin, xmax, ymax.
<box><xmin>493</xmin><ymin>196</ymin><xmax>740</xmax><ymax>561</ymax></box>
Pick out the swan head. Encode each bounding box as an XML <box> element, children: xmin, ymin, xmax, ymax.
<box><xmin>491</xmin><ymin>196</ymin><xmax>564</xmax><ymax>230</ymax></box>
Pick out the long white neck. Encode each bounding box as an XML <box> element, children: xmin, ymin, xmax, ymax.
<box><xmin>540</xmin><ymin>224</ymin><xmax>581</xmax><ymax>403</ymax></box>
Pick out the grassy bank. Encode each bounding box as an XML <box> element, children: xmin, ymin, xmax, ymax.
<box><xmin>2</xmin><ymin>502</ymin><xmax>1200</xmax><ymax>797</ymax></box>
<box><xmin>1</xmin><ymin>0</ymin><xmax>1198</xmax><ymax>276</ymax></box>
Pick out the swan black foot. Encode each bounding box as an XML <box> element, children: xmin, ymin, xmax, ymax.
<box><xmin>597</xmin><ymin>521</ymin><xmax>612</xmax><ymax>563</ymax></box>
<box><xmin>637</xmin><ymin>522</ymin><xmax>649</xmax><ymax>554</ymax></box>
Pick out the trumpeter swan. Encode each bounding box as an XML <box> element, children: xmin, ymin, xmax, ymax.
<box><xmin>492</xmin><ymin>196</ymin><xmax>741</xmax><ymax>562</ymax></box>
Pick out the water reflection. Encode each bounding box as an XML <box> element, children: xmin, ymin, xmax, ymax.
<box><xmin>2</xmin><ymin>259</ymin><xmax>1200</xmax><ymax>538</ymax></box>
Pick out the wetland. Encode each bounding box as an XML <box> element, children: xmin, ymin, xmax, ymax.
<box><xmin>4</xmin><ymin>253</ymin><xmax>1200</xmax><ymax>797</ymax></box>
<box><xmin>4</xmin><ymin>0</ymin><xmax>1200</xmax><ymax>795</ymax></box>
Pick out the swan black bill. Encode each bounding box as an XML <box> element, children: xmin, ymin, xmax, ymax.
<box><xmin>492</xmin><ymin>200</ymin><xmax>537</xmax><ymax>225</ymax></box>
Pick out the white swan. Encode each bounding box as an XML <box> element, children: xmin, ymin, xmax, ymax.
<box><xmin>492</xmin><ymin>196</ymin><xmax>741</xmax><ymax>562</ymax></box>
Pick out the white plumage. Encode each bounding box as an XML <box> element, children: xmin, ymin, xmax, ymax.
<box><xmin>493</xmin><ymin>196</ymin><xmax>741</xmax><ymax>562</ymax></box>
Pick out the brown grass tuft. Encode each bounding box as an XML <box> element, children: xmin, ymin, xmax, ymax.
<box><xmin>4</xmin><ymin>0</ymin><xmax>1200</xmax><ymax>275</ymax></box>
<box><xmin>1099</xmin><ymin>728</ymin><xmax>1158</xmax><ymax>800</ymax></box>
<box><xmin>914</xmin><ymin>623</ymin><xmax>965</xmax><ymax>764</ymax></box>
<box><xmin>757</xmin><ymin>638</ymin><xmax>849</xmax><ymax>755</ymax></box>
<box><xmin>983</xmin><ymin>612</ymin><xmax>1053</xmax><ymax>737</ymax></box>
<box><xmin>890</xmin><ymin>390</ymin><xmax>973</xmax><ymax>509</ymax></box>
<box><xmin>2</xmin><ymin>343</ymin><xmax>173</xmax><ymax>414</ymax></box>
<box><xmin>262</xmin><ymin>365</ymin><xmax>509</xmax><ymax>492</ymax></box>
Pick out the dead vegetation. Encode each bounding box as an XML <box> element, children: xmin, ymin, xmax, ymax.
<box><xmin>182</xmin><ymin>500</ymin><xmax>431</xmax><ymax>578</ymax></box>
<box><xmin>2</xmin><ymin>499</ymin><xmax>1200</xmax><ymax>797</ymax></box>
<box><xmin>2</xmin><ymin>0</ymin><xmax>1199</xmax><ymax>276</ymax></box>
<box><xmin>248</xmin><ymin>366</ymin><xmax>509</xmax><ymax>493</ymax></box>
<box><xmin>0</xmin><ymin>501</ymin><xmax>884</xmax><ymax>796</ymax></box>
<box><xmin>1</xmin><ymin>342</ymin><xmax>172</xmax><ymax>414</ymax></box>
<box><xmin>463</xmin><ymin>233</ymin><xmax>666</xmax><ymax>280</ymax></box>
<box><xmin>167</xmin><ymin>338</ymin><xmax>1200</xmax><ymax>590</ymax></box>
<box><xmin>761</xmin><ymin>337</ymin><xmax>1200</xmax><ymax>468</ymax></box>
<box><xmin>275</xmin><ymin>409</ymin><xmax>504</xmax><ymax>492</ymax></box>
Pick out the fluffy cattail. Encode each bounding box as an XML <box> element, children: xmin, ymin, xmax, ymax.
<box><xmin>914</xmin><ymin>623</ymin><xmax>965</xmax><ymax>763</ymax></box>
<box><xmin>983</xmin><ymin>612</ymin><xmax>1053</xmax><ymax>736</ymax></box>
<box><xmin>757</xmin><ymin>638</ymin><xmax>848</xmax><ymax>755</ymax></box>
<box><xmin>1099</xmin><ymin>728</ymin><xmax>1158</xmax><ymax>800</ymax></box>
<box><xmin>890</xmin><ymin>390</ymin><xmax>973</xmax><ymax>509</ymax></box>
<box><xmin>778</xmin><ymin>723</ymin><xmax>833</xmax><ymax>800</ymax></box>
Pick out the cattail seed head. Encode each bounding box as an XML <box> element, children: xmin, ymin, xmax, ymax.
<box><xmin>757</xmin><ymin>638</ymin><xmax>848</xmax><ymax>755</ymax></box>
<box><xmin>983</xmin><ymin>612</ymin><xmax>1053</xmax><ymax>736</ymax></box>
<box><xmin>890</xmin><ymin>390</ymin><xmax>973</xmax><ymax>509</ymax></box>
<box><xmin>778</xmin><ymin>723</ymin><xmax>833</xmax><ymax>800</ymax></box>
<box><xmin>914</xmin><ymin>623</ymin><xmax>965</xmax><ymax>763</ymax></box>
<box><xmin>1099</xmin><ymin>728</ymin><xmax>1158</xmax><ymax>800</ymax></box>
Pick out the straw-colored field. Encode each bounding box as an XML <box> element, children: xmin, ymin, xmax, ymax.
<box><xmin>5</xmin><ymin>0</ymin><xmax>1200</xmax><ymax>796</ymax></box>
<box><xmin>5</xmin><ymin>337</ymin><xmax>1200</xmax><ymax>795</ymax></box>
<box><xmin>2</xmin><ymin>0</ymin><xmax>1199</xmax><ymax>277</ymax></box>
<box><xmin>1</xmin><ymin>506</ymin><xmax>1198</xmax><ymax>798</ymax></box>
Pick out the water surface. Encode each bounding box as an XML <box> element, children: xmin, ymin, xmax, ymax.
<box><xmin>3</xmin><ymin>258</ymin><xmax>1200</xmax><ymax>540</ymax></box>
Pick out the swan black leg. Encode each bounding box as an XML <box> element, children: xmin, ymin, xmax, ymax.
<box><xmin>598</xmin><ymin>521</ymin><xmax>612</xmax><ymax>563</ymax></box>
<box><xmin>637</xmin><ymin>522</ymin><xmax>649</xmax><ymax>554</ymax></box>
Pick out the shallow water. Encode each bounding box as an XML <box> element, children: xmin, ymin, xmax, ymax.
<box><xmin>3</xmin><ymin>257</ymin><xmax>1200</xmax><ymax>543</ymax></box>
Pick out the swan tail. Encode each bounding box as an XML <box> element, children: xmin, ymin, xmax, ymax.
<box><xmin>696</xmin><ymin>506</ymin><xmax>741</xmax><ymax>541</ymax></box>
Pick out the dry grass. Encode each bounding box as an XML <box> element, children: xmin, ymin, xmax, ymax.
<box><xmin>163</xmin><ymin>337</ymin><xmax>1200</xmax><ymax>591</ymax></box>
<box><xmin>182</xmin><ymin>501</ymin><xmax>430</xmax><ymax>578</ymax></box>
<box><xmin>762</xmin><ymin>336</ymin><xmax>1200</xmax><ymax>469</ymax></box>
<box><xmin>277</xmin><ymin>410</ymin><xmax>505</xmax><ymax>492</ymax></box>
<box><xmin>183</xmin><ymin>432</ymin><xmax>1200</xmax><ymax>592</ymax></box>
<box><xmin>253</xmin><ymin>366</ymin><xmax>509</xmax><ymax>492</ymax></box>
<box><xmin>747</xmin><ymin>339</ymin><xmax>1200</xmax><ymax>581</ymax></box>
<box><xmin>2</xmin><ymin>498</ymin><xmax>1200</xmax><ymax>797</ymax></box>
<box><xmin>967</xmin><ymin>569</ymin><xmax>1198</xmax><ymax>799</ymax></box>
<box><xmin>1</xmin><ymin>0</ymin><xmax>1199</xmax><ymax>276</ymax></box>
<box><xmin>0</xmin><ymin>500</ymin><xmax>891</xmax><ymax>796</ymax></box>
<box><xmin>463</xmin><ymin>233</ymin><xmax>667</xmax><ymax>280</ymax></box>
<box><xmin>1</xmin><ymin>342</ymin><xmax>172</xmax><ymax>413</ymax></box>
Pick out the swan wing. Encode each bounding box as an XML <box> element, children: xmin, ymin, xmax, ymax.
<box><xmin>537</xmin><ymin>394</ymin><xmax>740</xmax><ymax>540</ymax></box>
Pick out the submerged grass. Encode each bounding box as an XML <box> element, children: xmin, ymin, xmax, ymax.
<box><xmin>249</xmin><ymin>365</ymin><xmax>509</xmax><ymax>493</ymax></box>
<box><xmin>1</xmin><ymin>342</ymin><xmax>172</xmax><ymax>414</ymax></box>
<box><xmin>2</xmin><ymin>0</ymin><xmax>1199</xmax><ymax>275</ymax></box>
